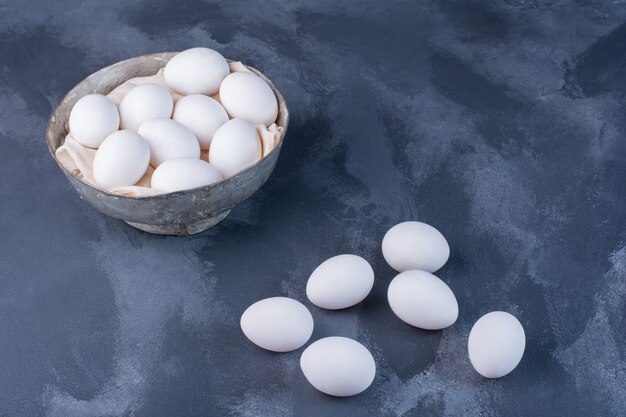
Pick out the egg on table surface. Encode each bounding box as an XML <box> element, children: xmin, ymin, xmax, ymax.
<box><xmin>306</xmin><ymin>254</ymin><xmax>374</xmax><ymax>310</ymax></box>
<box><xmin>240</xmin><ymin>297</ymin><xmax>313</xmax><ymax>352</ymax></box>
<box><xmin>209</xmin><ymin>118</ymin><xmax>262</xmax><ymax>178</ymax></box>
<box><xmin>468</xmin><ymin>311</ymin><xmax>525</xmax><ymax>378</ymax></box>
<box><xmin>164</xmin><ymin>47</ymin><xmax>229</xmax><ymax>95</ymax></box>
<box><xmin>137</xmin><ymin>118</ymin><xmax>200</xmax><ymax>167</ymax></box>
<box><xmin>119</xmin><ymin>83</ymin><xmax>173</xmax><ymax>131</ymax></box>
<box><xmin>300</xmin><ymin>337</ymin><xmax>376</xmax><ymax>397</ymax></box>
<box><xmin>172</xmin><ymin>94</ymin><xmax>229</xmax><ymax>150</ymax></box>
<box><xmin>219</xmin><ymin>71</ymin><xmax>278</xmax><ymax>126</ymax></box>
<box><xmin>93</xmin><ymin>130</ymin><xmax>150</xmax><ymax>189</ymax></box>
<box><xmin>151</xmin><ymin>158</ymin><xmax>222</xmax><ymax>193</ymax></box>
<box><xmin>69</xmin><ymin>94</ymin><xmax>120</xmax><ymax>148</ymax></box>
<box><xmin>387</xmin><ymin>270</ymin><xmax>458</xmax><ymax>330</ymax></box>
<box><xmin>382</xmin><ymin>221</ymin><xmax>450</xmax><ymax>273</ymax></box>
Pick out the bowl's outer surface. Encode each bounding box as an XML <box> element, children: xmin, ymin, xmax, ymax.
<box><xmin>46</xmin><ymin>52</ymin><xmax>289</xmax><ymax>234</ymax></box>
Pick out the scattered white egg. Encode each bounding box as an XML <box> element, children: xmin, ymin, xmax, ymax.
<box><xmin>119</xmin><ymin>83</ymin><xmax>173</xmax><ymax>131</ymax></box>
<box><xmin>240</xmin><ymin>297</ymin><xmax>314</xmax><ymax>352</ymax></box>
<box><xmin>164</xmin><ymin>47</ymin><xmax>229</xmax><ymax>95</ymax></box>
<box><xmin>209</xmin><ymin>118</ymin><xmax>262</xmax><ymax>178</ymax></box>
<box><xmin>382</xmin><ymin>221</ymin><xmax>450</xmax><ymax>273</ymax></box>
<box><xmin>306</xmin><ymin>254</ymin><xmax>374</xmax><ymax>310</ymax></box>
<box><xmin>219</xmin><ymin>71</ymin><xmax>278</xmax><ymax>126</ymax></box>
<box><xmin>387</xmin><ymin>270</ymin><xmax>458</xmax><ymax>330</ymax></box>
<box><xmin>172</xmin><ymin>94</ymin><xmax>229</xmax><ymax>150</ymax></box>
<box><xmin>93</xmin><ymin>130</ymin><xmax>150</xmax><ymax>189</ymax></box>
<box><xmin>68</xmin><ymin>94</ymin><xmax>119</xmax><ymax>148</ymax></box>
<box><xmin>151</xmin><ymin>158</ymin><xmax>222</xmax><ymax>193</ymax></box>
<box><xmin>468</xmin><ymin>311</ymin><xmax>525</xmax><ymax>378</ymax></box>
<box><xmin>137</xmin><ymin>118</ymin><xmax>200</xmax><ymax>167</ymax></box>
<box><xmin>300</xmin><ymin>337</ymin><xmax>375</xmax><ymax>397</ymax></box>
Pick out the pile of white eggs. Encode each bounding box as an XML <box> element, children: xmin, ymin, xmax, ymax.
<box><xmin>68</xmin><ymin>47</ymin><xmax>279</xmax><ymax>193</ymax></box>
<box><xmin>241</xmin><ymin>221</ymin><xmax>526</xmax><ymax>396</ymax></box>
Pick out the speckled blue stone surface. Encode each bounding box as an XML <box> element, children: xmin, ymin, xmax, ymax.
<box><xmin>1</xmin><ymin>1</ymin><xmax>625</xmax><ymax>416</ymax></box>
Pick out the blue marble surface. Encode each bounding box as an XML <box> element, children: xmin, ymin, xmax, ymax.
<box><xmin>1</xmin><ymin>1</ymin><xmax>625</xmax><ymax>416</ymax></box>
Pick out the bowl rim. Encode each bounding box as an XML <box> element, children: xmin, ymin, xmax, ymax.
<box><xmin>45</xmin><ymin>51</ymin><xmax>289</xmax><ymax>200</ymax></box>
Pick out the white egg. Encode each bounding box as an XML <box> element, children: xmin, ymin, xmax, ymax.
<box><xmin>240</xmin><ymin>297</ymin><xmax>313</xmax><ymax>352</ymax></box>
<box><xmin>219</xmin><ymin>71</ymin><xmax>278</xmax><ymax>126</ymax></box>
<box><xmin>300</xmin><ymin>337</ymin><xmax>376</xmax><ymax>397</ymax></box>
<box><xmin>387</xmin><ymin>270</ymin><xmax>458</xmax><ymax>330</ymax></box>
<box><xmin>119</xmin><ymin>83</ymin><xmax>173</xmax><ymax>131</ymax></box>
<box><xmin>137</xmin><ymin>118</ymin><xmax>200</xmax><ymax>167</ymax></box>
<box><xmin>208</xmin><ymin>118</ymin><xmax>262</xmax><ymax>178</ymax></box>
<box><xmin>382</xmin><ymin>221</ymin><xmax>450</xmax><ymax>273</ymax></box>
<box><xmin>468</xmin><ymin>311</ymin><xmax>525</xmax><ymax>378</ymax></box>
<box><xmin>172</xmin><ymin>94</ymin><xmax>229</xmax><ymax>150</ymax></box>
<box><xmin>164</xmin><ymin>47</ymin><xmax>229</xmax><ymax>95</ymax></box>
<box><xmin>151</xmin><ymin>158</ymin><xmax>222</xmax><ymax>193</ymax></box>
<box><xmin>306</xmin><ymin>254</ymin><xmax>374</xmax><ymax>310</ymax></box>
<box><xmin>93</xmin><ymin>130</ymin><xmax>150</xmax><ymax>189</ymax></box>
<box><xmin>69</xmin><ymin>94</ymin><xmax>120</xmax><ymax>148</ymax></box>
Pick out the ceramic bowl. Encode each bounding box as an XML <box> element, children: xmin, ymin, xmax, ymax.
<box><xmin>46</xmin><ymin>52</ymin><xmax>288</xmax><ymax>235</ymax></box>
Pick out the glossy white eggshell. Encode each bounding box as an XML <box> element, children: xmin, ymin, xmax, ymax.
<box><xmin>164</xmin><ymin>47</ymin><xmax>229</xmax><ymax>95</ymax></box>
<box><xmin>382</xmin><ymin>221</ymin><xmax>450</xmax><ymax>273</ymax></box>
<box><xmin>69</xmin><ymin>94</ymin><xmax>120</xmax><ymax>148</ymax></box>
<box><xmin>137</xmin><ymin>118</ymin><xmax>200</xmax><ymax>167</ymax></box>
<box><xmin>172</xmin><ymin>94</ymin><xmax>229</xmax><ymax>150</ymax></box>
<box><xmin>468</xmin><ymin>311</ymin><xmax>525</xmax><ymax>378</ymax></box>
<box><xmin>306</xmin><ymin>254</ymin><xmax>374</xmax><ymax>310</ymax></box>
<box><xmin>93</xmin><ymin>130</ymin><xmax>150</xmax><ymax>189</ymax></box>
<box><xmin>300</xmin><ymin>337</ymin><xmax>376</xmax><ymax>397</ymax></box>
<box><xmin>387</xmin><ymin>270</ymin><xmax>458</xmax><ymax>330</ymax></box>
<box><xmin>240</xmin><ymin>297</ymin><xmax>313</xmax><ymax>352</ymax></box>
<box><xmin>208</xmin><ymin>118</ymin><xmax>262</xmax><ymax>178</ymax></box>
<box><xmin>151</xmin><ymin>158</ymin><xmax>222</xmax><ymax>193</ymax></box>
<box><xmin>119</xmin><ymin>83</ymin><xmax>173</xmax><ymax>131</ymax></box>
<box><xmin>219</xmin><ymin>71</ymin><xmax>278</xmax><ymax>126</ymax></box>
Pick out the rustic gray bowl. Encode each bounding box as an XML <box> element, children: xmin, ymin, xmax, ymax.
<box><xmin>46</xmin><ymin>52</ymin><xmax>289</xmax><ymax>236</ymax></box>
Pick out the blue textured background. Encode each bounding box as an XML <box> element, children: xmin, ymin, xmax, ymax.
<box><xmin>1</xmin><ymin>1</ymin><xmax>625</xmax><ymax>416</ymax></box>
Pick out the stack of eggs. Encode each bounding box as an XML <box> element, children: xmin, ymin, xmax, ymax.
<box><xmin>67</xmin><ymin>47</ymin><xmax>279</xmax><ymax>193</ymax></box>
<box><xmin>240</xmin><ymin>221</ymin><xmax>526</xmax><ymax>397</ymax></box>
